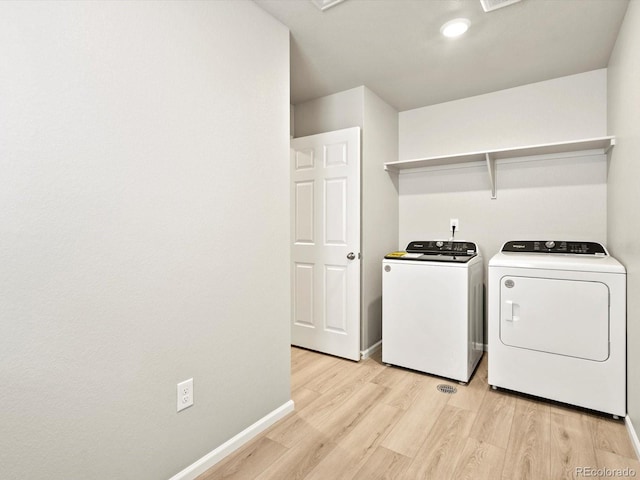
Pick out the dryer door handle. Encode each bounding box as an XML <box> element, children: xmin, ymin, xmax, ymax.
<box><xmin>504</xmin><ymin>300</ymin><xmax>519</xmax><ymax>322</ymax></box>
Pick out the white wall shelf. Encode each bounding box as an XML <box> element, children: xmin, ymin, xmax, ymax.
<box><xmin>384</xmin><ymin>136</ymin><xmax>615</xmax><ymax>199</ymax></box>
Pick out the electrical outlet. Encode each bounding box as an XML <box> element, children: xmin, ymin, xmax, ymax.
<box><xmin>450</xmin><ymin>218</ymin><xmax>459</xmax><ymax>232</ymax></box>
<box><xmin>177</xmin><ymin>378</ymin><xmax>194</xmax><ymax>412</ymax></box>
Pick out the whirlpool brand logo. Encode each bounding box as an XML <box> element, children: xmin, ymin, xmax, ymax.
<box><xmin>512</xmin><ymin>244</ymin><xmax>526</xmax><ymax>249</ymax></box>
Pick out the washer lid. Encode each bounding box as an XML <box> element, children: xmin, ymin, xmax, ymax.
<box><xmin>384</xmin><ymin>253</ymin><xmax>476</xmax><ymax>264</ymax></box>
<box><xmin>385</xmin><ymin>240</ymin><xmax>479</xmax><ymax>263</ymax></box>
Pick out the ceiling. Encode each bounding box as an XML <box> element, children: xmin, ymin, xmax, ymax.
<box><xmin>254</xmin><ymin>0</ymin><xmax>629</xmax><ymax>111</ymax></box>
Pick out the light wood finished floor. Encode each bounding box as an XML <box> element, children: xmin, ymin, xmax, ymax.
<box><xmin>198</xmin><ymin>347</ymin><xmax>640</xmax><ymax>480</ymax></box>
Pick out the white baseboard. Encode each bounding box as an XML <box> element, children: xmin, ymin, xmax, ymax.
<box><xmin>361</xmin><ymin>340</ymin><xmax>382</xmax><ymax>359</ymax></box>
<box><xmin>626</xmin><ymin>415</ymin><xmax>640</xmax><ymax>461</ymax></box>
<box><xmin>168</xmin><ymin>400</ymin><xmax>295</xmax><ymax>480</ymax></box>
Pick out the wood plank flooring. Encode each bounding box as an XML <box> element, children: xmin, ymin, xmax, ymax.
<box><xmin>197</xmin><ymin>347</ymin><xmax>639</xmax><ymax>480</ymax></box>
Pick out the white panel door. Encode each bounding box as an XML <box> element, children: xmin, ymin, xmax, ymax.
<box><xmin>291</xmin><ymin>127</ymin><xmax>361</xmax><ymax>361</ymax></box>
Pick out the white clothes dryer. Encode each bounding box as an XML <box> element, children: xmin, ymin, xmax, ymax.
<box><xmin>488</xmin><ymin>240</ymin><xmax>626</xmax><ymax>417</ymax></box>
<box><xmin>382</xmin><ymin>241</ymin><xmax>484</xmax><ymax>383</ymax></box>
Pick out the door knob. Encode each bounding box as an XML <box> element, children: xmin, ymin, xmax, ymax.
<box><xmin>347</xmin><ymin>252</ymin><xmax>356</xmax><ymax>260</ymax></box>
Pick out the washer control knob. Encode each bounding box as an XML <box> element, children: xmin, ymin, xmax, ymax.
<box><xmin>436</xmin><ymin>241</ymin><xmax>444</xmax><ymax>248</ymax></box>
<box><xmin>545</xmin><ymin>241</ymin><xmax>556</xmax><ymax>249</ymax></box>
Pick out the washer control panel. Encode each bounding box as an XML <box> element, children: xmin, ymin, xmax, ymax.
<box><xmin>406</xmin><ymin>241</ymin><xmax>477</xmax><ymax>256</ymax></box>
<box><xmin>501</xmin><ymin>240</ymin><xmax>607</xmax><ymax>255</ymax></box>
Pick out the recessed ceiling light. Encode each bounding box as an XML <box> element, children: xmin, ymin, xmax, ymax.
<box><xmin>440</xmin><ymin>18</ymin><xmax>471</xmax><ymax>38</ymax></box>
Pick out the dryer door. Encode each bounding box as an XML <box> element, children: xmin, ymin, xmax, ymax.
<box><xmin>500</xmin><ymin>276</ymin><xmax>609</xmax><ymax>361</ymax></box>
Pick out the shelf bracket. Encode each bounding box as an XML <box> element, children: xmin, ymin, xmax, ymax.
<box><xmin>485</xmin><ymin>153</ymin><xmax>496</xmax><ymax>199</ymax></box>
<box><xmin>604</xmin><ymin>137</ymin><xmax>616</xmax><ymax>155</ymax></box>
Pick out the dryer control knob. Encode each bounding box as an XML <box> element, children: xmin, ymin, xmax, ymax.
<box><xmin>436</xmin><ymin>241</ymin><xmax>444</xmax><ymax>248</ymax></box>
<box><xmin>545</xmin><ymin>241</ymin><xmax>556</xmax><ymax>249</ymax></box>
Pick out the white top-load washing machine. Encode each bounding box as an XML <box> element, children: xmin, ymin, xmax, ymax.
<box><xmin>382</xmin><ymin>241</ymin><xmax>484</xmax><ymax>383</ymax></box>
<box><xmin>488</xmin><ymin>240</ymin><xmax>626</xmax><ymax>417</ymax></box>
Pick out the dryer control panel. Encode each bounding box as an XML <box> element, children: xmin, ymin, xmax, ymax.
<box><xmin>502</xmin><ymin>240</ymin><xmax>607</xmax><ymax>255</ymax></box>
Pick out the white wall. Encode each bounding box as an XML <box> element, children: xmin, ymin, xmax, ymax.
<box><xmin>0</xmin><ymin>2</ymin><xmax>290</xmax><ymax>479</ymax></box>
<box><xmin>361</xmin><ymin>88</ymin><xmax>399</xmax><ymax>350</ymax></box>
<box><xmin>607</xmin><ymin>0</ymin><xmax>640</xmax><ymax>440</ymax></box>
<box><xmin>398</xmin><ymin>70</ymin><xmax>608</xmax><ymax>248</ymax></box>
<box><xmin>293</xmin><ymin>87</ymin><xmax>364</xmax><ymax>138</ymax></box>
<box><xmin>399</xmin><ymin>154</ymin><xmax>607</xmax><ymax>257</ymax></box>
<box><xmin>400</xmin><ymin>69</ymin><xmax>607</xmax><ymax>160</ymax></box>
<box><xmin>398</xmin><ymin>70</ymin><xmax>609</xmax><ymax>342</ymax></box>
